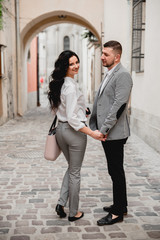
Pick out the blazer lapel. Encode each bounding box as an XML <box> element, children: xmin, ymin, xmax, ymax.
<box><xmin>98</xmin><ymin>63</ymin><xmax>122</xmax><ymax>97</ymax></box>
<box><xmin>97</xmin><ymin>71</ymin><xmax>108</xmax><ymax>96</ymax></box>
<box><xmin>98</xmin><ymin>74</ymin><xmax>113</xmax><ymax>97</ymax></box>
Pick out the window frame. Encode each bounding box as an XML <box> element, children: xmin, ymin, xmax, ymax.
<box><xmin>0</xmin><ymin>44</ymin><xmax>6</xmax><ymax>78</ymax></box>
<box><xmin>63</xmin><ymin>36</ymin><xmax>70</xmax><ymax>50</ymax></box>
<box><xmin>132</xmin><ymin>0</ymin><xmax>146</xmax><ymax>73</ymax></box>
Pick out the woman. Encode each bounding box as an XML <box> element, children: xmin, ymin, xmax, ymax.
<box><xmin>48</xmin><ymin>50</ymin><xmax>105</xmax><ymax>222</ymax></box>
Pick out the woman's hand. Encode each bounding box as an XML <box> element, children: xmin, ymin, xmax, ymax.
<box><xmin>79</xmin><ymin>126</ymin><xmax>107</xmax><ymax>141</ymax></box>
<box><xmin>91</xmin><ymin>130</ymin><xmax>107</xmax><ymax>141</ymax></box>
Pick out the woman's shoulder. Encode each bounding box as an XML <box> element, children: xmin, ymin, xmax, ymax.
<box><xmin>62</xmin><ymin>77</ymin><xmax>76</xmax><ymax>95</ymax></box>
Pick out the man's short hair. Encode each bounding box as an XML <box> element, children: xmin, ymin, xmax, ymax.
<box><xmin>103</xmin><ymin>40</ymin><xmax>122</xmax><ymax>55</ymax></box>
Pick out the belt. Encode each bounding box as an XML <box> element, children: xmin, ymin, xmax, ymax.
<box><xmin>59</xmin><ymin>121</ymin><xmax>87</xmax><ymax>126</ymax></box>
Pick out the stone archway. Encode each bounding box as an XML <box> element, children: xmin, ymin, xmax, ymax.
<box><xmin>19</xmin><ymin>3</ymin><xmax>103</xmax><ymax>114</ymax></box>
<box><xmin>22</xmin><ymin>11</ymin><xmax>101</xmax><ymax>49</ymax></box>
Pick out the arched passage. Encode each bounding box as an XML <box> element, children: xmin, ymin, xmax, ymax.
<box><xmin>19</xmin><ymin>11</ymin><xmax>102</xmax><ymax>114</ymax></box>
<box><xmin>22</xmin><ymin>11</ymin><xmax>101</xmax><ymax>48</ymax></box>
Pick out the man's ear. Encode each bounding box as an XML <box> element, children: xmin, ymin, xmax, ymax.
<box><xmin>115</xmin><ymin>53</ymin><xmax>121</xmax><ymax>62</ymax></box>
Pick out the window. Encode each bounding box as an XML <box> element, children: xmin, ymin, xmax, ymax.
<box><xmin>27</xmin><ymin>49</ymin><xmax>31</xmax><ymax>62</ymax></box>
<box><xmin>0</xmin><ymin>44</ymin><xmax>6</xmax><ymax>78</ymax></box>
<box><xmin>63</xmin><ymin>36</ymin><xmax>70</xmax><ymax>50</ymax></box>
<box><xmin>132</xmin><ymin>0</ymin><xmax>146</xmax><ymax>72</ymax></box>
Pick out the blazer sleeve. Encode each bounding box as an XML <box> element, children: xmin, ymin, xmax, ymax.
<box><xmin>89</xmin><ymin>93</ymin><xmax>98</xmax><ymax>131</ymax></box>
<box><xmin>100</xmin><ymin>72</ymin><xmax>133</xmax><ymax>135</ymax></box>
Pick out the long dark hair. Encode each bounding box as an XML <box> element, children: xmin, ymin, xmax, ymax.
<box><xmin>48</xmin><ymin>50</ymin><xmax>80</xmax><ymax>111</ymax></box>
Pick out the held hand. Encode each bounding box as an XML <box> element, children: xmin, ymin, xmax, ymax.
<box><xmin>96</xmin><ymin>130</ymin><xmax>108</xmax><ymax>141</ymax></box>
<box><xmin>105</xmin><ymin>134</ymin><xmax>108</xmax><ymax>139</ymax></box>
<box><xmin>91</xmin><ymin>130</ymin><xmax>107</xmax><ymax>141</ymax></box>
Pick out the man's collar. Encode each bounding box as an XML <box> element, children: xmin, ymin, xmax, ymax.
<box><xmin>107</xmin><ymin>62</ymin><xmax>121</xmax><ymax>75</ymax></box>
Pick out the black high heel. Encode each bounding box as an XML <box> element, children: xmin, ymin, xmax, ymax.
<box><xmin>68</xmin><ymin>212</ymin><xmax>84</xmax><ymax>222</ymax></box>
<box><xmin>55</xmin><ymin>204</ymin><xmax>67</xmax><ymax>218</ymax></box>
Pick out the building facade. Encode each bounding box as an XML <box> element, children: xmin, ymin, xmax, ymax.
<box><xmin>38</xmin><ymin>24</ymin><xmax>86</xmax><ymax>94</ymax></box>
<box><xmin>103</xmin><ymin>0</ymin><xmax>160</xmax><ymax>153</ymax></box>
<box><xmin>0</xmin><ymin>0</ymin><xmax>17</xmax><ymax>124</ymax></box>
<box><xmin>27</xmin><ymin>37</ymin><xmax>38</xmax><ymax>110</ymax></box>
<box><xmin>130</xmin><ymin>0</ymin><xmax>160</xmax><ymax>153</ymax></box>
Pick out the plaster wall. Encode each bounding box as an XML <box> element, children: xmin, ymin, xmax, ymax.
<box><xmin>0</xmin><ymin>0</ymin><xmax>17</xmax><ymax>125</ymax></box>
<box><xmin>20</xmin><ymin>0</ymin><xmax>104</xmax><ymax>43</ymax></box>
<box><xmin>27</xmin><ymin>37</ymin><xmax>37</xmax><ymax>109</ymax></box>
<box><xmin>103</xmin><ymin>0</ymin><xmax>132</xmax><ymax>71</ymax></box>
<box><xmin>38</xmin><ymin>31</ymin><xmax>47</xmax><ymax>84</ymax></box>
<box><xmin>130</xmin><ymin>0</ymin><xmax>160</xmax><ymax>153</ymax></box>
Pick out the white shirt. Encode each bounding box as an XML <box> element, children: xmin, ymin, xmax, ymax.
<box><xmin>56</xmin><ymin>77</ymin><xmax>87</xmax><ymax>131</ymax></box>
<box><xmin>99</xmin><ymin>64</ymin><xmax>119</xmax><ymax>95</ymax></box>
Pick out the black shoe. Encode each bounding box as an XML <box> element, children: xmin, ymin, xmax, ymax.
<box><xmin>68</xmin><ymin>212</ymin><xmax>84</xmax><ymax>222</ymax></box>
<box><xmin>103</xmin><ymin>205</ymin><xmax>127</xmax><ymax>215</ymax></box>
<box><xmin>97</xmin><ymin>213</ymin><xmax>123</xmax><ymax>226</ymax></box>
<box><xmin>55</xmin><ymin>204</ymin><xmax>67</xmax><ymax>218</ymax></box>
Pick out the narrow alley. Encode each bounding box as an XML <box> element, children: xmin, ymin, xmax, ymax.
<box><xmin>0</xmin><ymin>97</ymin><xmax>160</xmax><ymax>240</ymax></box>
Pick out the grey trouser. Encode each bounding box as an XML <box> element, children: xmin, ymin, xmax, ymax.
<box><xmin>56</xmin><ymin>122</ymin><xmax>87</xmax><ymax>217</ymax></box>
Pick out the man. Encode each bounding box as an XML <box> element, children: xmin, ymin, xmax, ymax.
<box><xmin>89</xmin><ymin>40</ymin><xmax>133</xmax><ymax>225</ymax></box>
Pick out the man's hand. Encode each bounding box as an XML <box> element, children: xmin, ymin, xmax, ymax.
<box><xmin>91</xmin><ymin>130</ymin><xmax>107</xmax><ymax>141</ymax></box>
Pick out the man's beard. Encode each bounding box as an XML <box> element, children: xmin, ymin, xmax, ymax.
<box><xmin>105</xmin><ymin>60</ymin><xmax>115</xmax><ymax>68</ymax></box>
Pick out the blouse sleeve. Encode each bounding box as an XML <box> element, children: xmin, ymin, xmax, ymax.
<box><xmin>65</xmin><ymin>90</ymin><xmax>85</xmax><ymax>131</ymax></box>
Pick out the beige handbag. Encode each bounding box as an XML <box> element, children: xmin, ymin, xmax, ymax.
<box><xmin>44</xmin><ymin>116</ymin><xmax>61</xmax><ymax>161</ymax></box>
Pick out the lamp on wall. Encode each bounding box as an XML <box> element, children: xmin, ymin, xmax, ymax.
<box><xmin>58</xmin><ymin>15</ymin><xmax>67</xmax><ymax>19</ymax></box>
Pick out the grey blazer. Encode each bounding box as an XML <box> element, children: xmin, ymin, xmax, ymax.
<box><xmin>89</xmin><ymin>63</ymin><xmax>133</xmax><ymax>140</ymax></box>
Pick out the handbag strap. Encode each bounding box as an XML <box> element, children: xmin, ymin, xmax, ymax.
<box><xmin>49</xmin><ymin>115</ymin><xmax>57</xmax><ymax>132</ymax></box>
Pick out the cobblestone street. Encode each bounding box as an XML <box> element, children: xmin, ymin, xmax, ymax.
<box><xmin>0</xmin><ymin>95</ymin><xmax>160</xmax><ymax>240</ymax></box>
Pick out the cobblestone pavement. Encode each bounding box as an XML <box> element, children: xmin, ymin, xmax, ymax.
<box><xmin>0</xmin><ymin>95</ymin><xmax>160</xmax><ymax>240</ymax></box>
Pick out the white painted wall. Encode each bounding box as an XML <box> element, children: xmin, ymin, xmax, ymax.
<box><xmin>0</xmin><ymin>0</ymin><xmax>17</xmax><ymax>125</ymax></box>
<box><xmin>130</xmin><ymin>0</ymin><xmax>160</xmax><ymax>153</ymax></box>
<box><xmin>39</xmin><ymin>31</ymin><xmax>47</xmax><ymax>83</ymax></box>
<box><xmin>103</xmin><ymin>0</ymin><xmax>160</xmax><ymax>153</ymax></box>
<box><xmin>132</xmin><ymin>0</ymin><xmax>160</xmax><ymax>117</ymax></box>
<box><xmin>20</xmin><ymin>0</ymin><xmax>104</xmax><ymax>41</ymax></box>
<box><xmin>103</xmin><ymin>0</ymin><xmax>132</xmax><ymax>71</ymax></box>
<box><xmin>142</xmin><ymin>0</ymin><xmax>160</xmax><ymax>117</ymax></box>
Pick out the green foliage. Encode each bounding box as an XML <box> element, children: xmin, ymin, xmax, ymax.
<box><xmin>82</xmin><ymin>30</ymin><xmax>98</xmax><ymax>43</ymax></box>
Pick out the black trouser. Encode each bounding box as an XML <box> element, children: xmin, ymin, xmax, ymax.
<box><xmin>102</xmin><ymin>138</ymin><xmax>128</xmax><ymax>216</ymax></box>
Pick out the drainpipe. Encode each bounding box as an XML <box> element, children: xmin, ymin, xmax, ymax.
<box><xmin>15</xmin><ymin>0</ymin><xmax>20</xmax><ymax>115</ymax></box>
<box><xmin>37</xmin><ymin>36</ymin><xmax>40</xmax><ymax>106</ymax></box>
<box><xmin>101</xmin><ymin>22</ymin><xmax>104</xmax><ymax>82</ymax></box>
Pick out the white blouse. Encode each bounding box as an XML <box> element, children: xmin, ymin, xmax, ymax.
<box><xmin>56</xmin><ymin>77</ymin><xmax>87</xmax><ymax>131</ymax></box>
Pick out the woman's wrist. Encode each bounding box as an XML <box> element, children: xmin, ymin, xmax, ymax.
<box><xmin>88</xmin><ymin>130</ymin><xmax>93</xmax><ymax>137</ymax></box>
<box><xmin>79</xmin><ymin>126</ymin><xmax>93</xmax><ymax>137</ymax></box>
